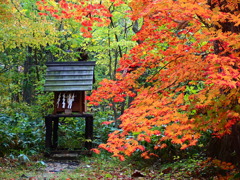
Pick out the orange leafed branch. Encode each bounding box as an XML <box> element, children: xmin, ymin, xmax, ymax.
<box><xmin>36</xmin><ymin>0</ymin><xmax>112</xmax><ymax>37</ymax></box>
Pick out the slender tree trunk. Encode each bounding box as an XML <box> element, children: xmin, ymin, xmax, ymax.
<box><xmin>108</xmin><ymin>28</ymin><xmax>113</xmax><ymax>79</ymax></box>
<box><xmin>34</xmin><ymin>48</ymin><xmax>40</xmax><ymax>81</ymax></box>
<box><xmin>11</xmin><ymin>67</ymin><xmax>20</xmax><ymax>103</ymax></box>
<box><xmin>23</xmin><ymin>46</ymin><xmax>33</xmax><ymax>104</ymax></box>
<box><xmin>112</xmin><ymin>101</ymin><xmax>121</xmax><ymax>128</ymax></box>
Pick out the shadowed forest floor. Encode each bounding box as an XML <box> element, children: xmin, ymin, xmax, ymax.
<box><xmin>0</xmin><ymin>155</ymin><xmax>239</xmax><ymax>180</ymax></box>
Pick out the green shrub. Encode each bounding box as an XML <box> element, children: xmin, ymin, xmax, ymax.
<box><xmin>0</xmin><ymin>112</ymin><xmax>44</xmax><ymax>157</ymax></box>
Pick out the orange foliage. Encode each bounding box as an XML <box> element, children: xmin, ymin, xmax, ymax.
<box><xmin>38</xmin><ymin>0</ymin><xmax>240</xmax><ymax>160</ymax></box>
<box><xmin>87</xmin><ymin>0</ymin><xmax>240</xmax><ymax>160</ymax></box>
<box><xmin>0</xmin><ymin>0</ymin><xmax>13</xmax><ymax>21</ymax></box>
<box><xmin>199</xmin><ymin>158</ymin><xmax>237</xmax><ymax>178</ymax></box>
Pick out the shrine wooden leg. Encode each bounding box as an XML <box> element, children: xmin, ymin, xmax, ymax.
<box><xmin>85</xmin><ymin>116</ymin><xmax>93</xmax><ymax>150</ymax></box>
<box><xmin>45</xmin><ymin>116</ymin><xmax>52</xmax><ymax>149</ymax></box>
<box><xmin>52</xmin><ymin>117</ymin><xmax>59</xmax><ymax>149</ymax></box>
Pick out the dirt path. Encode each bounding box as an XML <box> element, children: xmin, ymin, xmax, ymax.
<box><xmin>19</xmin><ymin>160</ymin><xmax>85</xmax><ymax>179</ymax></box>
<box><xmin>44</xmin><ymin>160</ymin><xmax>81</xmax><ymax>173</ymax></box>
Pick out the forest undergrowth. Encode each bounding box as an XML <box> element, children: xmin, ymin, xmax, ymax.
<box><xmin>0</xmin><ymin>152</ymin><xmax>240</xmax><ymax>179</ymax></box>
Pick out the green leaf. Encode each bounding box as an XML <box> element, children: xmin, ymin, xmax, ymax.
<box><xmin>105</xmin><ymin>174</ymin><xmax>113</xmax><ymax>178</ymax></box>
<box><xmin>233</xmin><ymin>173</ymin><xmax>240</xmax><ymax>179</ymax></box>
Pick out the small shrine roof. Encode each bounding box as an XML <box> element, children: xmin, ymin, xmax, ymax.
<box><xmin>44</xmin><ymin>61</ymin><xmax>95</xmax><ymax>91</ymax></box>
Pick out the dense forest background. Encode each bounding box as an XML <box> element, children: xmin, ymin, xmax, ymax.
<box><xmin>0</xmin><ymin>0</ymin><xmax>239</xmax><ymax>179</ymax></box>
<box><xmin>0</xmin><ymin>0</ymin><xmax>137</xmax><ymax>157</ymax></box>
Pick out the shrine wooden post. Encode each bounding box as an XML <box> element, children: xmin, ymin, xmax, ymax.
<box><xmin>45</xmin><ymin>114</ymin><xmax>93</xmax><ymax>150</ymax></box>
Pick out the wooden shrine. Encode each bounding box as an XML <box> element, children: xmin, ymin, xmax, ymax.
<box><xmin>44</xmin><ymin>61</ymin><xmax>95</xmax><ymax>114</ymax></box>
<box><xmin>43</xmin><ymin>61</ymin><xmax>95</xmax><ymax>157</ymax></box>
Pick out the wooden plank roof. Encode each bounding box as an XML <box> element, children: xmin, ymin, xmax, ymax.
<box><xmin>44</xmin><ymin>61</ymin><xmax>95</xmax><ymax>92</ymax></box>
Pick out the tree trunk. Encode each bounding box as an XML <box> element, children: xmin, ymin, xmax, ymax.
<box><xmin>23</xmin><ymin>46</ymin><xmax>33</xmax><ymax>104</ymax></box>
<box><xmin>207</xmin><ymin>124</ymin><xmax>240</xmax><ymax>165</ymax></box>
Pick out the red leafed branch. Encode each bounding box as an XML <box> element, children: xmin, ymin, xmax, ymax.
<box><xmin>36</xmin><ymin>0</ymin><xmax>112</xmax><ymax>37</ymax></box>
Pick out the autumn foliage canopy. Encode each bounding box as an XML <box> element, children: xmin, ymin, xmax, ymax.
<box><xmin>38</xmin><ymin>0</ymin><xmax>240</xmax><ymax>160</ymax></box>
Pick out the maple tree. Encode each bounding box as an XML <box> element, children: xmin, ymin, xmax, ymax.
<box><xmin>36</xmin><ymin>0</ymin><xmax>240</xmax><ymax>161</ymax></box>
<box><xmin>88</xmin><ymin>0</ymin><xmax>240</xmax><ymax>160</ymax></box>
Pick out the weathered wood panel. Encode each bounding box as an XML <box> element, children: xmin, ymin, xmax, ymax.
<box><xmin>46</xmin><ymin>71</ymin><xmax>93</xmax><ymax>76</ymax></box>
<box><xmin>45</xmin><ymin>80</ymin><xmax>92</xmax><ymax>86</ymax></box>
<box><xmin>46</xmin><ymin>75</ymin><xmax>92</xmax><ymax>80</ymax></box>
<box><xmin>44</xmin><ymin>86</ymin><xmax>93</xmax><ymax>92</ymax></box>
<box><xmin>44</xmin><ymin>61</ymin><xmax>95</xmax><ymax>92</ymax></box>
<box><xmin>47</xmin><ymin>66</ymin><xmax>94</xmax><ymax>71</ymax></box>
